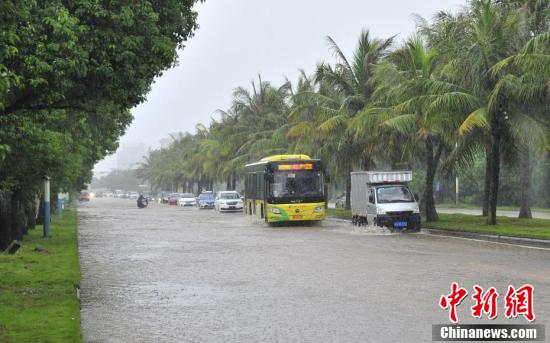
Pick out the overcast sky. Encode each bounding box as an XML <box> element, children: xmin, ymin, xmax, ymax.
<box><xmin>93</xmin><ymin>0</ymin><xmax>465</xmax><ymax>174</ymax></box>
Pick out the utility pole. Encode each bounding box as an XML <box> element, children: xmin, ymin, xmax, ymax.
<box><xmin>455</xmin><ymin>175</ymin><xmax>459</xmax><ymax>205</ymax></box>
<box><xmin>43</xmin><ymin>176</ymin><xmax>51</xmax><ymax>237</ymax></box>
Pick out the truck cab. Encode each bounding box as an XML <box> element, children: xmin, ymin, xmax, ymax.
<box><xmin>351</xmin><ymin>171</ymin><xmax>420</xmax><ymax>231</ymax></box>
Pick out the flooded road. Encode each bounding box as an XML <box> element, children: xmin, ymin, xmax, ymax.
<box><xmin>79</xmin><ymin>198</ymin><xmax>550</xmax><ymax>343</ymax></box>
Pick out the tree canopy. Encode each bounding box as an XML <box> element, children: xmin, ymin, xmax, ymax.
<box><xmin>0</xmin><ymin>0</ymin><xmax>203</xmax><ymax>249</ymax></box>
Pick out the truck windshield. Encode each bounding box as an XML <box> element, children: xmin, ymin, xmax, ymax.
<box><xmin>269</xmin><ymin>171</ymin><xmax>324</xmax><ymax>199</ymax></box>
<box><xmin>376</xmin><ymin>186</ymin><xmax>415</xmax><ymax>203</ymax></box>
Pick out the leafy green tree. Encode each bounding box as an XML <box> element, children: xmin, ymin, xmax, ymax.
<box><xmin>0</xmin><ymin>0</ymin><xmax>202</xmax><ymax>248</ymax></box>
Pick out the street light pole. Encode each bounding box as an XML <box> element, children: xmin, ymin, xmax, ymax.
<box><xmin>43</xmin><ymin>176</ymin><xmax>51</xmax><ymax>237</ymax></box>
<box><xmin>455</xmin><ymin>175</ymin><xmax>459</xmax><ymax>206</ymax></box>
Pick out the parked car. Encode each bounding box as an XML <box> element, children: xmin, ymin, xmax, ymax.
<box><xmin>335</xmin><ymin>193</ymin><xmax>347</xmax><ymax>208</ymax></box>
<box><xmin>160</xmin><ymin>192</ymin><xmax>170</xmax><ymax>204</ymax></box>
<box><xmin>178</xmin><ymin>193</ymin><xmax>197</xmax><ymax>206</ymax></box>
<box><xmin>197</xmin><ymin>191</ymin><xmax>215</xmax><ymax>209</ymax></box>
<box><xmin>168</xmin><ymin>193</ymin><xmax>180</xmax><ymax>205</ymax></box>
<box><xmin>129</xmin><ymin>192</ymin><xmax>139</xmax><ymax>199</ymax></box>
<box><xmin>214</xmin><ymin>191</ymin><xmax>244</xmax><ymax>212</ymax></box>
<box><xmin>79</xmin><ymin>191</ymin><xmax>91</xmax><ymax>201</ymax></box>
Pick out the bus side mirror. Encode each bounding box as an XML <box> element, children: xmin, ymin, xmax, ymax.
<box><xmin>325</xmin><ymin>173</ymin><xmax>331</xmax><ymax>183</ymax></box>
<box><xmin>414</xmin><ymin>193</ymin><xmax>419</xmax><ymax>201</ymax></box>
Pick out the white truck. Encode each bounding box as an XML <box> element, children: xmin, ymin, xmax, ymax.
<box><xmin>351</xmin><ymin>171</ymin><xmax>420</xmax><ymax>231</ymax></box>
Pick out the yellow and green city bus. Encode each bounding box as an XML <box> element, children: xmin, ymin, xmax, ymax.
<box><xmin>244</xmin><ymin>155</ymin><xmax>329</xmax><ymax>223</ymax></box>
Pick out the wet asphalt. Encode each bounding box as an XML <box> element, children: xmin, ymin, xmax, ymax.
<box><xmin>78</xmin><ymin>198</ymin><xmax>550</xmax><ymax>343</ymax></box>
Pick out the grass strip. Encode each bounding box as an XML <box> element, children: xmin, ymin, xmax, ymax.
<box><xmin>424</xmin><ymin>213</ymin><xmax>550</xmax><ymax>240</ymax></box>
<box><xmin>0</xmin><ymin>209</ymin><xmax>81</xmax><ymax>343</ymax></box>
<box><xmin>326</xmin><ymin>208</ymin><xmax>352</xmax><ymax>220</ymax></box>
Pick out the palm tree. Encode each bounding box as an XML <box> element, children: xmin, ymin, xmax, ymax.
<box><xmin>229</xmin><ymin>75</ymin><xmax>292</xmax><ymax>164</ymax></box>
<box><xmin>313</xmin><ymin>30</ymin><xmax>394</xmax><ymax>209</ymax></box>
<box><xmin>445</xmin><ymin>1</ymin><xmax>549</xmax><ymax>223</ymax></box>
<box><xmin>371</xmin><ymin>37</ymin><xmax>478</xmax><ymax>222</ymax></box>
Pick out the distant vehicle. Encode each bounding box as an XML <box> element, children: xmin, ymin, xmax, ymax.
<box><xmin>79</xmin><ymin>191</ymin><xmax>91</xmax><ymax>202</ymax></box>
<box><xmin>104</xmin><ymin>192</ymin><xmax>114</xmax><ymax>197</ymax></box>
<box><xmin>197</xmin><ymin>191</ymin><xmax>215</xmax><ymax>209</ymax></box>
<box><xmin>178</xmin><ymin>193</ymin><xmax>197</xmax><ymax>206</ymax></box>
<box><xmin>215</xmin><ymin>191</ymin><xmax>244</xmax><ymax>212</ymax></box>
<box><xmin>335</xmin><ymin>193</ymin><xmax>347</xmax><ymax>208</ymax></box>
<box><xmin>244</xmin><ymin>154</ymin><xmax>329</xmax><ymax>223</ymax></box>
<box><xmin>160</xmin><ymin>192</ymin><xmax>170</xmax><ymax>204</ymax></box>
<box><xmin>129</xmin><ymin>192</ymin><xmax>139</xmax><ymax>199</ymax></box>
<box><xmin>115</xmin><ymin>190</ymin><xmax>124</xmax><ymax>198</ymax></box>
<box><xmin>168</xmin><ymin>193</ymin><xmax>180</xmax><ymax>205</ymax></box>
<box><xmin>351</xmin><ymin>171</ymin><xmax>420</xmax><ymax>230</ymax></box>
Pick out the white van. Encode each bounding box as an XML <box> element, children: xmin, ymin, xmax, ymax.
<box><xmin>351</xmin><ymin>171</ymin><xmax>420</xmax><ymax>231</ymax></box>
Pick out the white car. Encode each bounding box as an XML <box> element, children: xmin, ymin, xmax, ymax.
<box><xmin>178</xmin><ymin>193</ymin><xmax>197</xmax><ymax>206</ymax></box>
<box><xmin>214</xmin><ymin>191</ymin><xmax>244</xmax><ymax>212</ymax></box>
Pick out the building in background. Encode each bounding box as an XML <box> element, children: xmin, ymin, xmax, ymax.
<box><xmin>116</xmin><ymin>143</ymin><xmax>147</xmax><ymax>170</ymax></box>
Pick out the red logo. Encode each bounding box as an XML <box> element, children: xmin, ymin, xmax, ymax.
<box><xmin>439</xmin><ymin>282</ymin><xmax>469</xmax><ymax>323</ymax></box>
<box><xmin>439</xmin><ymin>283</ymin><xmax>535</xmax><ymax>323</ymax></box>
<box><xmin>504</xmin><ymin>284</ymin><xmax>535</xmax><ymax>322</ymax></box>
<box><xmin>471</xmin><ymin>285</ymin><xmax>499</xmax><ymax>320</ymax></box>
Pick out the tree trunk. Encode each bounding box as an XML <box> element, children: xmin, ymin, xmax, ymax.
<box><xmin>362</xmin><ymin>156</ymin><xmax>370</xmax><ymax>171</ymax></box>
<box><xmin>545</xmin><ymin>151</ymin><xmax>550</xmax><ymax>208</ymax></box>
<box><xmin>487</xmin><ymin>109</ymin><xmax>504</xmax><ymax>225</ymax></box>
<box><xmin>226</xmin><ymin>174</ymin><xmax>231</xmax><ymax>190</ymax></box>
<box><xmin>231</xmin><ymin>170</ymin><xmax>237</xmax><ymax>191</ymax></box>
<box><xmin>10</xmin><ymin>190</ymin><xmax>24</xmax><ymax>242</ymax></box>
<box><xmin>424</xmin><ymin>136</ymin><xmax>439</xmax><ymax>222</ymax></box>
<box><xmin>345</xmin><ymin>163</ymin><xmax>352</xmax><ymax>210</ymax></box>
<box><xmin>482</xmin><ymin>150</ymin><xmax>490</xmax><ymax>216</ymax></box>
<box><xmin>0</xmin><ymin>191</ymin><xmax>12</xmax><ymax>250</ymax></box>
<box><xmin>518</xmin><ymin>145</ymin><xmax>532</xmax><ymax>219</ymax></box>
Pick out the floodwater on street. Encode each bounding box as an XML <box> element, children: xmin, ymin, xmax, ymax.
<box><xmin>78</xmin><ymin>198</ymin><xmax>550</xmax><ymax>343</ymax></box>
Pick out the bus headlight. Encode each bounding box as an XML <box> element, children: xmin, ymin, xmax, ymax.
<box><xmin>314</xmin><ymin>206</ymin><xmax>323</xmax><ymax>213</ymax></box>
<box><xmin>271</xmin><ymin>208</ymin><xmax>281</xmax><ymax>214</ymax></box>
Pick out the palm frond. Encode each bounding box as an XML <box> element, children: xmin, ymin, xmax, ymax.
<box><xmin>458</xmin><ymin>108</ymin><xmax>488</xmax><ymax>136</ymax></box>
<box><xmin>383</xmin><ymin>114</ymin><xmax>418</xmax><ymax>135</ymax></box>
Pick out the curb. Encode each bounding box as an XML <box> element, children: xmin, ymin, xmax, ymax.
<box><xmin>421</xmin><ymin>228</ymin><xmax>550</xmax><ymax>249</ymax></box>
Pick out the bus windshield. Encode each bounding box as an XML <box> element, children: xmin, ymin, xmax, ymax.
<box><xmin>268</xmin><ymin>170</ymin><xmax>324</xmax><ymax>201</ymax></box>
